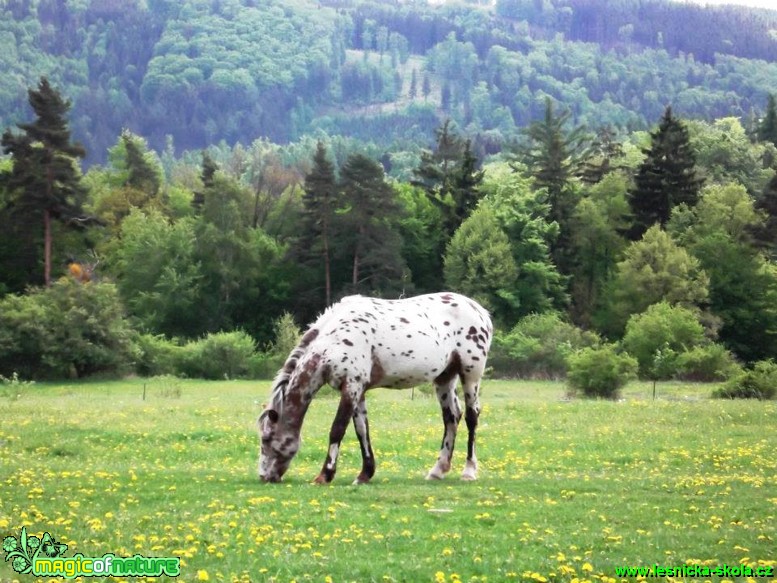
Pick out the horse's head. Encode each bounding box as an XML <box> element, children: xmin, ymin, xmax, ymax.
<box><xmin>258</xmin><ymin>407</ymin><xmax>301</xmax><ymax>482</ymax></box>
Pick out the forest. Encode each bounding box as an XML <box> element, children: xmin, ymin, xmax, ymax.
<box><xmin>1</xmin><ymin>0</ymin><xmax>777</xmax><ymax>396</ymax></box>
<box><xmin>2</xmin><ymin>0</ymin><xmax>777</xmax><ymax>165</ymax></box>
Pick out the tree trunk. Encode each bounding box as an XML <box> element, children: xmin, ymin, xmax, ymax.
<box><xmin>323</xmin><ymin>228</ymin><xmax>331</xmax><ymax>306</ymax></box>
<box><xmin>44</xmin><ymin>208</ymin><xmax>52</xmax><ymax>287</ymax></box>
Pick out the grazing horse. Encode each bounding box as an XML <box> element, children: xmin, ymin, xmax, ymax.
<box><xmin>258</xmin><ymin>292</ymin><xmax>492</xmax><ymax>484</ymax></box>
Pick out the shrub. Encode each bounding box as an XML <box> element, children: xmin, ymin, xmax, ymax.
<box><xmin>622</xmin><ymin>302</ymin><xmax>706</xmax><ymax>378</ymax></box>
<box><xmin>0</xmin><ymin>280</ymin><xmax>135</xmax><ymax>379</ymax></box>
<box><xmin>676</xmin><ymin>343</ymin><xmax>741</xmax><ymax>382</ymax></box>
<box><xmin>713</xmin><ymin>360</ymin><xmax>777</xmax><ymax>400</ymax></box>
<box><xmin>490</xmin><ymin>312</ymin><xmax>599</xmax><ymax>378</ymax></box>
<box><xmin>567</xmin><ymin>344</ymin><xmax>638</xmax><ymax>399</ymax></box>
<box><xmin>134</xmin><ymin>334</ymin><xmax>183</xmax><ymax>377</ymax></box>
<box><xmin>270</xmin><ymin>312</ymin><xmax>301</xmax><ymax>358</ymax></box>
<box><xmin>179</xmin><ymin>331</ymin><xmax>257</xmax><ymax>380</ymax></box>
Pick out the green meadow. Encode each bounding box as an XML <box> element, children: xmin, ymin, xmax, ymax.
<box><xmin>0</xmin><ymin>379</ymin><xmax>775</xmax><ymax>583</ymax></box>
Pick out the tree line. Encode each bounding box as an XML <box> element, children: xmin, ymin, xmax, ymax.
<box><xmin>1</xmin><ymin>78</ymin><xmax>777</xmax><ymax>388</ymax></box>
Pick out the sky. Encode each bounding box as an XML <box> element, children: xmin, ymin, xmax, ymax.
<box><xmin>680</xmin><ymin>0</ymin><xmax>777</xmax><ymax>9</ymax></box>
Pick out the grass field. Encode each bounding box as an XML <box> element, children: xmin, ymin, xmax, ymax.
<box><xmin>0</xmin><ymin>378</ymin><xmax>775</xmax><ymax>582</ymax></box>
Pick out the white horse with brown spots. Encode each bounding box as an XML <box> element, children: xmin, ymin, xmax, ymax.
<box><xmin>257</xmin><ymin>292</ymin><xmax>492</xmax><ymax>484</ymax></box>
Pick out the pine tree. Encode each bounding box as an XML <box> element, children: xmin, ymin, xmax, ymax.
<box><xmin>628</xmin><ymin>106</ymin><xmax>703</xmax><ymax>239</ymax></box>
<box><xmin>757</xmin><ymin>94</ymin><xmax>777</xmax><ymax>147</ymax></box>
<box><xmin>0</xmin><ymin>77</ymin><xmax>88</xmax><ymax>287</ymax></box>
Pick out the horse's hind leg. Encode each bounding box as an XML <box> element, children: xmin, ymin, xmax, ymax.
<box><xmin>426</xmin><ymin>377</ymin><xmax>462</xmax><ymax>480</ymax></box>
<box><xmin>352</xmin><ymin>393</ymin><xmax>375</xmax><ymax>485</ymax></box>
<box><xmin>461</xmin><ymin>377</ymin><xmax>481</xmax><ymax>481</ymax></box>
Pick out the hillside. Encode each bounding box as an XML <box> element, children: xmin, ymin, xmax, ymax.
<box><xmin>2</xmin><ymin>0</ymin><xmax>777</xmax><ymax>164</ymax></box>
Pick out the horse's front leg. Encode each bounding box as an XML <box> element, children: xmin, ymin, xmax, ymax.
<box><xmin>352</xmin><ymin>392</ymin><xmax>375</xmax><ymax>484</ymax></box>
<box><xmin>314</xmin><ymin>387</ymin><xmax>355</xmax><ymax>484</ymax></box>
<box><xmin>426</xmin><ymin>379</ymin><xmax>462</xmax><ymax>480</ymax></box>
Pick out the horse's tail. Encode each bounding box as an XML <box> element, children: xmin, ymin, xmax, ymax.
<box><xmin>270</xmin><ymin>327</ymin><xmax>320</xmax><ymax>405</ymax></box>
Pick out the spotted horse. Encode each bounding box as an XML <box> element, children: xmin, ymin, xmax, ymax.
<box><xmin>257</xmin><ymin>292</ymin><xmax>493</xmax><ymax>484</ymax></box>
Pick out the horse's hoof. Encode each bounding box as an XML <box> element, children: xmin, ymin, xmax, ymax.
<box><xmin>313</xmin><ymin>473</ymin><xmax>331</xmax><ymax>484</ymax></box>
<box><xmin>461</xmin><ymin>461</ymin><xmax>478</xmax><ymax>481</ymax></box>
<box><xmin>353</xmin><ymin>472</ymin><xmax>372</xmax><ymax>485</ymax></box>
<box><xmin>425</xmin><ymin>471</ymin><xmax>444</xmax><ymax>480</ymax></box>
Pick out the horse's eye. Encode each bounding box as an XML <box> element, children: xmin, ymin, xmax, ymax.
<box><xmin>261</xmin><ymin>435</ymin><xmax>272</xmax><ymax>444</ymax></box>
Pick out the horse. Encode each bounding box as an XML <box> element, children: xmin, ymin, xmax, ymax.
<box><xmin>257</xmin><ymin>292</ymin><xmax>493</xmax><ymax>484</ymax></box>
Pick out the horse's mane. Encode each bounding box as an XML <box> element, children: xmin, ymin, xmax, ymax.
<box><xmin>268</xmin><ymin>298</ymin><xmax>366</xmax><ymax>411</ymax></box>
<box><xmin>269</xmin><ymin>331</ymin><xmax>315</xmax><ymax>409</ymax></box>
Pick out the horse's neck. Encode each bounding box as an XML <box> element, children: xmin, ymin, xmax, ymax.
<box><xmin>279</xmin><ymin>353</ymin><xmax>326</xmax><ymax>429</ymax></box>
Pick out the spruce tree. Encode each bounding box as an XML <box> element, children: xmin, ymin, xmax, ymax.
<box><xmin>413</xmin><ymin>120</ymin><xmax>484</xmax><ymax>238</ymax></box>
<box><xmin>516</xmin><ymin>97</ymin><xmax>587</xmax><ymax>275</ymax></box>
<box><xmin>338</xmin><ymin>153</ymin><xmax>407</xmax><ymax>293</ymax></box>
<box><xmin>628</xmin><ymin>106</ymin><xmax>703</xmax><ymax>240</ymax></box>
<box><xmin>122</xmin><ymin>130</ymin><xmax>161</xmax><ymax>197</ymax></box>
<box><xmin>193</xmin><ymin>150</ymin><xmax>218</xmax><ymax>211</ymax></box>
<box><xmin>0</xmin><ymin>77</ymin><xmax>88</xmax><ymax>287</ymax></box>
<box><xmin>299</xmin><ymin>141</ymin><xmax>338</xmax><ymax>306</ymax></box>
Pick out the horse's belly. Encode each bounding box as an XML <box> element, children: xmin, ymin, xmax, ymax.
<box><xmin>371</xmin><ymin>344</ymin><xmax>452</xmax><ymax>389</ymax></box>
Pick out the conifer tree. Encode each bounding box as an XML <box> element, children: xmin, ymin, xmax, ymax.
<box><xmin>121</xmin><ymin>130</ymin><xmax>161</xmax><ymax>197</ymax></box>
<box><xmin>299</xmin><ymin>141</ymin><xmax>338</xmax><ymax>306</ymax></box>
<box><xmin>193</xmin><ymin>150</ymin><xmax>218</xmax><ymax>211</ymax></box>
<box><xmin>338</xmin><ymin>153</ymin><xmax>407</xmax><ymax>293</ymax></box>
<box><xmin>757</xmin><ymin>94</ymin><xmax>777</xmax><ymax>147</ymax></box>
<box><xmin>629</xmin><ymin>106</ymin><xmax>703</xmax><ymax>239</ymax></box>
<box><xmin>413</xmin><ymin>120</ymin><xmax>484</xmax><ymax>238</ymax></box>
<box><xmin>750</xmin><ymin>171</ymin><xmax>777</xmax><ymax>256</ymax></box>
<box><xmin>0</xmin><ymin>77</ymin><xmax>88</xmax><ymax>286</ymax></box>
<box><xmin>516</xmin><ymin>97</ymin><xmax>587</xmax><ymax>275</ymax></box>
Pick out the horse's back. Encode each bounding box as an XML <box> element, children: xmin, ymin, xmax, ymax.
<box><xmin>312</xmin><ymin>292</ymin><xmax>492</xmax><ymax>389</ymax></box>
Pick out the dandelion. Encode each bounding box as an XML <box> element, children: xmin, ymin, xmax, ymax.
<box><xmin>197</xmin><ymin>569</ymin><xmax>210</xmax><ymax>581</ymax></box>
<box><xmin>434</xmin><ymin>571</ymin><xmax>446</xmax><ymax>583</ymax></box>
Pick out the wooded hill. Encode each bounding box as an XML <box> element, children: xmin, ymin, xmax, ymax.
<box><xmin>2</xmin><ymin>0</ymin><xmax>777</xmax><ymax>166</ymax></box>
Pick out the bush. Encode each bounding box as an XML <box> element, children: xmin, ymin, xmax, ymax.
<box><xmin>0</xmin><ymin>280</ymin><xmax>135</xmax><ymax>379</ymax></box>
<box><xmin>622</xmin><ymin>302</ymin><xmax>706</xmax><ymax>378</ymax></box>
<box><xmin>179</xmin><ymin>331</ymin><xmax>257</xmax><ymax>380</ymax></box>
<box><xmin>676</xmin><ymin>343</ymin><xmax>741</xmax><ymax>382</ymax></box>
<box><xmin>134</xmin><ymin>334</ymin><xmax>183</xmax><ymax>377</ymax></box>
<box><xmin>490</xmin><ymin>312</ymin><xmax>600</xmax><ymax>378</ymax></box>
<box><xmin>567</xmin><ymin>344</ymin><xmax>638</xmax><ymax>399</ymax></box>
<box><xmin>713</xmin><ymin>360</ymin><xmax>777</xmax><ymax>400</ymax></box>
